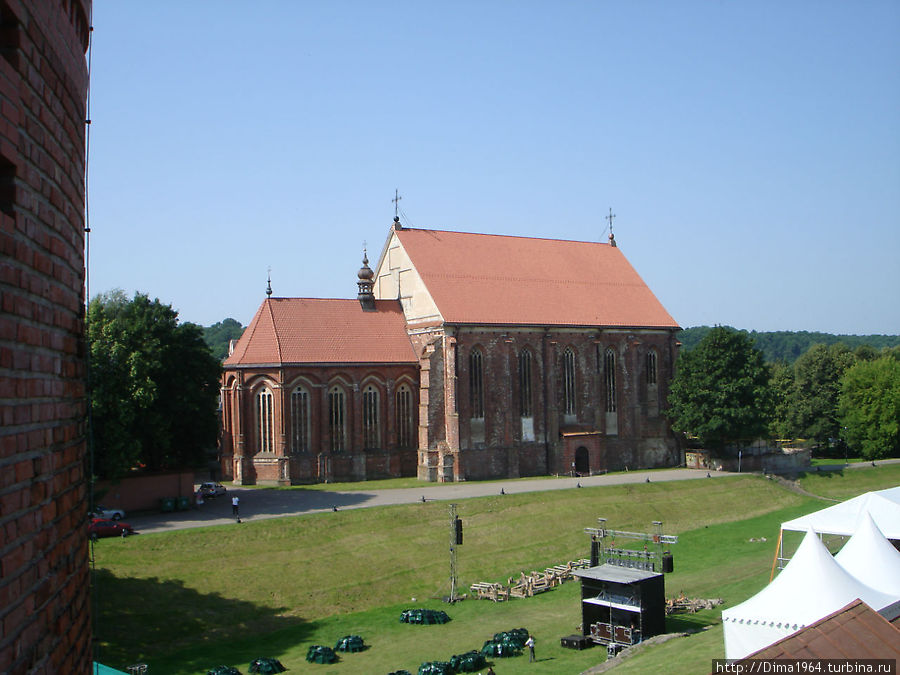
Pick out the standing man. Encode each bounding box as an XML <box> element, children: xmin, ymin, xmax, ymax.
<box><xmin>525</xmin><ymin>634</ymin><xmax>535</xmax><ymax>662</ymax></box>
<box><xmin>232</xmin><ymin>495</ymin><xmax>240</xmax><ymax>517</ymax></box>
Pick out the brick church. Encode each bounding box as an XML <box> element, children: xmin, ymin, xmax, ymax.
<box><xmin>220</xmin><ymin>217</ymin><xmax>681</xmax><ymax>484</ymax></box>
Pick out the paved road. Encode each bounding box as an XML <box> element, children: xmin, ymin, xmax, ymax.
<box><xmin>128</xmin><ymin>468</ymin><xmax>731</xmax><ymax>534</ymax></box>
<box><xmin>127</xmin><ymin>459</ymin><xmax>899</xmax><ymax>535</ymax></box>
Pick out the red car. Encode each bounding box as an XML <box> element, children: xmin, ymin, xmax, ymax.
<box><xmin>89</xmin><ymin>517</ymin><xmax>135</xmax><ymax>539</ymax></box>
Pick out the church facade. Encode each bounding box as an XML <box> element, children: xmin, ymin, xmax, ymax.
<box><xmin>220</xmin><ymin>218</ymin><xmax>681</xmax><ymax>484</ymax></box>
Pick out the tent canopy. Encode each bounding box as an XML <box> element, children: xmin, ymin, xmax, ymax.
<box><xmin>722</xmin><ymin>527</ymin><xmax>899</xmax><ymax>659</ymax></box>
<box><xmin>781</xmin><ymin>487</ymin><xmax>900</xmax><ymax>539</ymax></box>
<box><xmin>835</xmin><ymin>511</ymin><xmax>900</xmax><ymax>597</ymax></box>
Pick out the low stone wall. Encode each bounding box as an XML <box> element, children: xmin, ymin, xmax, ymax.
<box><xmin>95</xmin><ymin>471</ymin><xmax>196</xmax><ymax>512</ymax></box>
<box><xmin>686</xmin><ymin>446</ymin><xmax>811</xmax><ymax>474</ymax></box>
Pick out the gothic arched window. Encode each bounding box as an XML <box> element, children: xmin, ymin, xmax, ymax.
<box><xmin>328</xmin><ymin>385</ymin><xmax>346</xmax><ymax>452</ymax></box>
<box><xmin>519</xmin><ymin>348</ymin><xmax>533</xmax><ymax>418</ymax></box>
<box><xmin>605</xmin><ymin>348</ymin><xmax>617</xmax><ymax>413</ymax></box>
<box><xmin>255</xmin><ymin>387</ymin><xmax>274</xmax><ymax>454</ymax></box>
<box><xmin>362</xmin><ymin>384</ymin><xmax>380</xmax><ymax>449</ymax></box>
<box><xmin>396</xmin><ymin>383</ymin><xmax>414</xmax><ymax>449</ymax></box>
<box><xmin>469</xmin><ymin>348</ymin><xmax>484</xmax><ymax>420</ymax></box>
<box><xmin>563</xmin><ymin>347</ymin><xmax>577</xmax><ymax>416</ymax></box>
<box><xmin>290</xmin><ymin>386</ymin><xmax>310</xmax><ymax>453</ymax></box>
<box><xmin>647</xmin><ymin>349</ymin><xmax>658</xmax><ymax>387</ymax></box>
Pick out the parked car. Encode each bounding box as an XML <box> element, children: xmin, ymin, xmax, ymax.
<box><xmin>89</xmin><ymin>518</ymin><xmax>135</xmax><ymax>539</ymax></box>
<box><xmin>199</xmin><ymin>482</ymin><xmax>227</xmax><ymax>498</ymax></box>
<box><xmin>90</xmin><ymin>505</ymin><xmax>125</xmax><ymax>520</ymax></box>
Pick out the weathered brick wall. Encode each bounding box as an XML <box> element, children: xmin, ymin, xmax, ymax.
<box><xmin>0</xmin><ymin>1</ymin><xmax>91</xmax><ymax>673</ymax></box>
<box><xmin>451</xmin><ymin>327</ymin><xmax>680</xmax><ymax>478</ymax></box>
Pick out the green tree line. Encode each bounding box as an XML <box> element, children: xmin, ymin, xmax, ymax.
<box><xmin>668</xmin><ymin>326</ymin><xmax>900</xmax><ymax>460</ymax></box>
<box><xmin>678</xmin><ymin>326</ymin><xmax>900</xmax><ymax>364</ymax></box>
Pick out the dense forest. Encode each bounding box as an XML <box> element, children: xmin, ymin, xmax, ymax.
<box><xmin>202</xmin><ymin>318</ymin><xmax>245</xmax><ymax>361</ymax></box>
<box><xmin>678</xmin><ymin>326</ymin><xmax>900</xmax><ymax>363</ymax></box>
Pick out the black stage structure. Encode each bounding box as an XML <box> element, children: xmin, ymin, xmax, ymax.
<box><xmin>571</xmin><ymin>519</ymin><xmax>677</xmax><ymax>655</ymax></box>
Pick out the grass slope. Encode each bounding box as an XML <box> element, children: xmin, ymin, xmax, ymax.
<box><xmin>92</xmin><ymin>466</ymin><xmax>899</xmax><ymax>673</ymax></box>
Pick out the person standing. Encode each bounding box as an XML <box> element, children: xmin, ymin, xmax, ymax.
<box><xmin>525</xmin><ymin>634</ymin><xmax>535</xmax><ymax>662</ymax></box>
<box><xmin>232</xmin><ymin>495</ymin><xmax>239</xmax><ymax>517</ymax></box>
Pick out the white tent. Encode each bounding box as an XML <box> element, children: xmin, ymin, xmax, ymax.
<box><xmin>834</xmin><ymin>511</ymin><xmax>900</xmax><ymax>597</ymax></box>
<box><xmin>781</xmin><ymin>486</ymin><xmax>900</xmax><ymax>539</ymax></box>
<box><xmin>722</xmin><ymin>528</ymin><xmax>899</xmax><ymax>659</ymax></box>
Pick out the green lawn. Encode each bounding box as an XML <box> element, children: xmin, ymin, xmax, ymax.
<box><xmin>91</xmin><ymin>466</ymin><xmax>899</xmax><ymax>673</ymax></box>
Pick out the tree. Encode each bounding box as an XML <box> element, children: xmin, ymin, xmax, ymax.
<box><xmin>87</xmin><ymin>290</ymin><xmax>221</xmax><ymax>478</ymax></box>
<box><xmin>838</xmin><ymin>357</ymin><xmax>900</xmax><ymax>460</ymax></box>
<box><xmin>768</xmin><ymin>361</ymin><xmax>795</xmax><ymax>439</ymax></box>
<box><xmin>203</xmin><ymin>318</ymin><xmax>245</xmax><ymax>361</ymax></box>
<box><xmin>667</xmin><ymin>326</ymin><xmax>772</xmax><ymax>449</ymax></box>
<box><xmin>789</xmin><ymin>343</ymin><xmax>855</xmax><ymax>445</ymax></box>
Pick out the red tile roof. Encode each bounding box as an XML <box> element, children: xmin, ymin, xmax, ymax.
<box><xmin>395</xmin><ymin>228</ymin><xmax>678</xmax><ymax>328</ymax></box>
<box><xmin>742</xmin><ymin>600</ymin><xmax>900</xmax><ymax>660</ymax></box>
<box><xmin>223</xmin><ymin>298</ymin><xmax>417</xmax><ymax>367</ymax></box>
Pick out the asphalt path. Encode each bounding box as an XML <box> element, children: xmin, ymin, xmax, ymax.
<box><xmin>128</xmin><ymin>467</ymin><xmax>733</xmax><ymax>534</ymax></box>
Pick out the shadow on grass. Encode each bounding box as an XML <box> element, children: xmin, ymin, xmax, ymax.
<box><xmin>92</xmin><ymin>568</ymin><xmax>316</xmax><ymax>672</ymax></box>
<box><xmin>796</xmin><ymin>468</ymin><xmax>846</xmax><ymax>479</ymax></box>
<box><xmin>665</xmin><ymin>611</ymin><xmax>720</xmax><ymax>634</ymax></box>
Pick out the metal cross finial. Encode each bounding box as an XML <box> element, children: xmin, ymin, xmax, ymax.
<box><xmin>606</xmin><ymin>207</ymin><xmax>616</xmax><ymax>236</ymax></box>
<box><xmin>393</xmin><ymin>189</ymin><xmax>402</xmax><ymax>218</ymax></box>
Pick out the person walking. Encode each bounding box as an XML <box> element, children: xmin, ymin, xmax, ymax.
<box><xmin>232</xmin><ymin>495</ymin><xmax>239</xmax><ymax>517</ymax></box>
<box><xmin>525</xmin><ymin>634</ymin><xmax>535</xmax><ymax>662</ymax></box>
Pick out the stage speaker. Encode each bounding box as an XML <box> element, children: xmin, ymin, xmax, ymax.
<box><xmin>455</xmin><ymin>517</ymin><xmax>463</xmax><ymax>545</ymax></box>
<box><xmin>661</xmin><ymin>552</ymin><xmax>674</xmax><ymax>573</ymax></box>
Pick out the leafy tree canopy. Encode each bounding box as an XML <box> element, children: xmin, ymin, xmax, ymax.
<box><xmin>789</xmin><ymin>343</ymin><xmax>855</xmax><ymax>444</ymax></box>
<box><xmin>203</xmin><ymin>318</ymin><xmax>245</xmax><ymax>361</ymax></box>
<box><xmin>88</xmin><ymin>290</ymin><xmax>222</xmax><ymax>479</ymax></box>
<box><xmin>839</xmin><ymin>357</ymin><xmax>900</xmax><ymax>460</ymax></box>
<box><xmin>667</xmin><ymin>326</ymin><xmax>772</xmax><ymax>449</ymax></box>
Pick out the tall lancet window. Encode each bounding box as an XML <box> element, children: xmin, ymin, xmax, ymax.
<box><xmin>396</xmin><ymin>384</ymin><xmax>414</xmax><ymax>449</ymax></box>
<box><xmin>256</xmin><ymin>387</ymin><xmax>274</xmax><ymax>454</ymax></box>
<box><xmin>563</xmin><ymin>348</ymin><xmax>577</xmax><ymax>416</ymax></box>
<box><xmin>469</xmin><ymin>348</ymin><xmax>484</xmax><ymax>419</ymax></box>
<box><xmin>605</xmin><ymin>348</ymin><xmax>617</xmax><ymax>413</ymax></box>
<box><xmin>519</xmin><ymin>348</ymin><xmax>533</xmax><ymax>418</ymax></box>
<box><xmin>328</xmin><ymin>386</ymin><xmax>346</xmax><ymax>452</ymax></box>
<box><xmin>362</xmin><ymin>385</ymin><xmax>380</xmax><ymax>449</ymax></box>
<box><xmin>646</xmin><ymin>349</ymin><xmax>658</xmax><ymax>387</ymax></box>
<box><xmin>290</xmin><ymin>386</ymin><xmax>310</xmax><ymax>453</ymax></box>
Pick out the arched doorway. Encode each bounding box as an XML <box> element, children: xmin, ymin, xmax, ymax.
<box><xmin>575</xmin><ymin>446</ymin><xmax>590</xmax><ymax>476</ymax></box>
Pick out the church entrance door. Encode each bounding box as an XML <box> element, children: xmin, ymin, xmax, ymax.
<box><xmin>575</xmin><ymin>446</ymin><xmax>590</xmax><ymax>476</ymax></box>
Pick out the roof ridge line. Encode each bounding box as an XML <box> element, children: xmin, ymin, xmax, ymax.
<box><xmin>399</xmin><ymin>226</ymin><xmax>615</xmax><ymax>246</ymax></box>
<box><xmin>265</xmin><ymin>298</ymin><xmax>284</xmax><ymax>364</ymax></box>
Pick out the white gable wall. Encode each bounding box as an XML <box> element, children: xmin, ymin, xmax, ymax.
<box><xmin>373</xmin><ymin>230</ymin><xmax>443</xmax><ymax>326</ymax></box>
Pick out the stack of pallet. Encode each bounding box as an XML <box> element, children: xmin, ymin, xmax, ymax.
<box><xmin>469</xmin><ymin>582</ymin><xmax>509</xmax><ymax>602</ymax></box>
<box><xmin>470</xmin><ymin>558</ymin><xmax>591</xmax><ymax>601</ymax></box>
<box><xmin>665</xmin><ymin>594</ymin><xmax>723</xmax><ymax>614</ymax></box>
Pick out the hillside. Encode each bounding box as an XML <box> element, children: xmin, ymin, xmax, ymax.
<box><xmin>678</xmin><ymin>326</ymin><xmax>900</xmax><ymax>363</ymax></box>
<box><xmin>202</xmin><ymin>318</ymin><xmax>245</xmax><ymax>361</ymax></box>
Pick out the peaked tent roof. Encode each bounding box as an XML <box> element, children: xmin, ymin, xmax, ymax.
<box><xmin>722</xmin><ymin>528</ymin><xmax>899</xmax><ymax>659</ymax></box>
<box><xmin>834</xmin><ymin>511</ymin><xmax>900</xmax><ymax>597</ymax></box>
<box><xmin>224</xmin><ymin>298</ymin><xmax>417</xmax><ymax>366</ymax></box>
<box><xmin>394</xmin><ymin>228</ymin><xmax>679</xmax><ymax>328</ymax></box>
<box><xmin>781</xmin><ymin>486</ymin><xmax>900</xmax><ymax>539</ymax></box>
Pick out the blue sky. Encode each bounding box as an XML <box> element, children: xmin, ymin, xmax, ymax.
<box><xmin>88</xmin><ymin>1</ymin><xmax>900</xmax><ymax>334</ymax></box>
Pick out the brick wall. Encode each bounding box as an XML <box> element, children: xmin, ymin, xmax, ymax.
<box><xmin>0</xmin><ymin>1</ymin><xmax>91</xmax><ymax>673</ymax></box>
<box><xmin>222</xmin><ymin>363</ymin><xmax>420</xmax><ymax>484</ymax></box>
